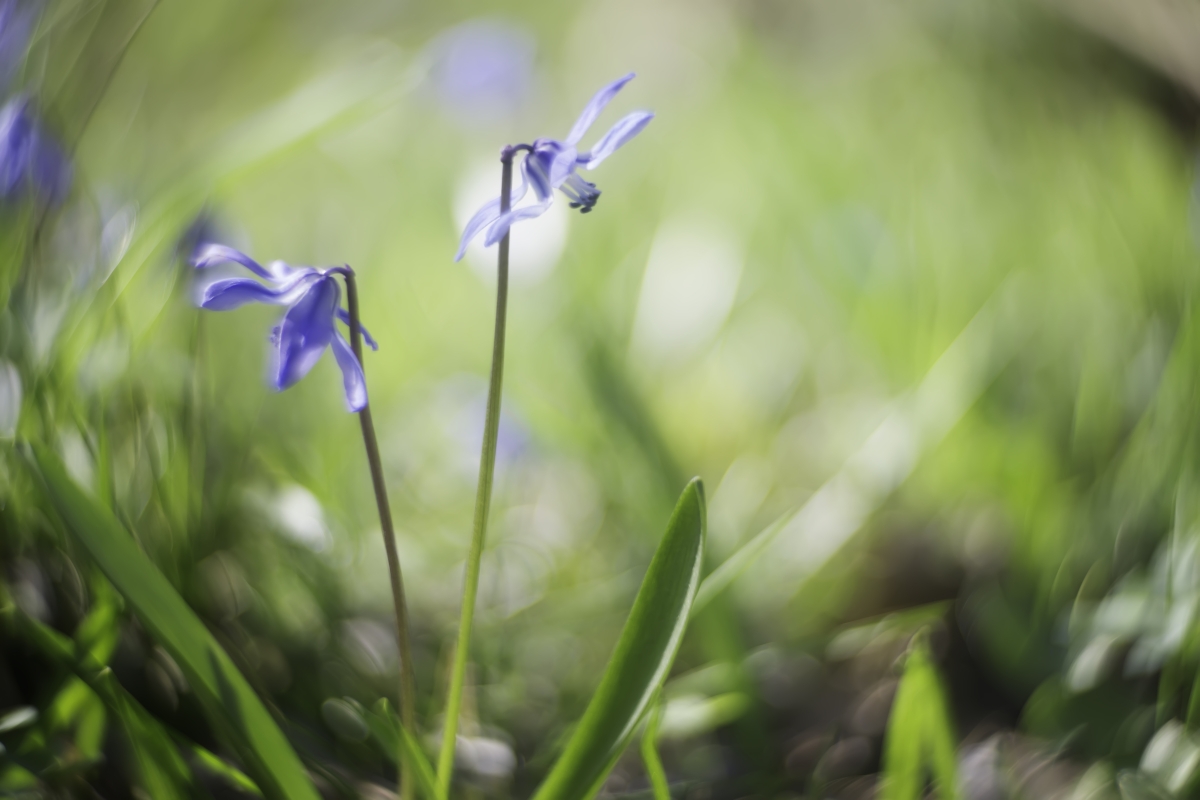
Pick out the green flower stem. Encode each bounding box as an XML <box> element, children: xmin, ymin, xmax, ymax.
<box><xmin>437</xmin><ymin>147</ymin><xmax>521</xmax><ymax>794</ymax></box>
<box><xmin>341</xmin><ymin>268</ymin><xmax>417</xmax><ymax>800</ymax></box>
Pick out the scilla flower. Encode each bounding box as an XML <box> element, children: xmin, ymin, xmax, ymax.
<box><xmin>455</xmin><ymin>72</ymin><xmax>653</xmax><ymax>260</ymax></box>
<box><xmin>0</xmin><ymin>95</ymin><xmax>71</xmax><ymax>204</ymax></box>
<box><xmin>191</xmin><ymin>244</ymin><xmax>378</xmax><ymax>411</ymax></box>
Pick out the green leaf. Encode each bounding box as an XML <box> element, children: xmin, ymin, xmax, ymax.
<box><xmin>9</xmin><ymin>603</ymin><xmax>193</xmax><ymax>799</ymax></box>
<box><xmin>881</xmin><ymin>672</ymin><xmax>924</xmax><ymax>800</ymax></box>
<box><xmin>25</xmin><ymin>442</ymin><xmax>319</xmax><ymax>800</ymax></box>
<box><xmin>881</xmin><ymin>634</ymin><xmax>960</xmax><ymax>800</ymax></box>
<box><xmin>97</xmin><ymin>669</ymin><xmax>192</xmax><ymax>800</ymax></box>
<box><xmin>183</xmin><ymin>740</ymin><xmax>263</xmax><ymax>796</ymax></box>
<box><xmin>531</xmin><ymin>479</ymin><xmax>706</xmax><ymax>800</ymax></box>
<box><xmin>366</xmin><ymin>699</ymin><xmax>444</xmax><ymax>800</ymax></box>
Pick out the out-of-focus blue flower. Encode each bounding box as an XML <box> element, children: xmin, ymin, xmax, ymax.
<box><xmin>191</xmin><ymin>244</ymin><xmax>378</xmax><ymax>412</ymax></box>
<box><xmin>423</xmin><ymin>19</ymin><xmax>535</xmax><ymax>122</ymax></box>
<box><xmin>455</xmin><ymin>73</ymin><xmax>653</xmax><ymax>261</ymax></box>
<box><xmin>0</xmin><ymin>3</ymin><xmax>71</xmax><ymax>207</ymax></box>
<box><xmin>0</xmin><ymin>96</ymin><xmax>71</xmax><ymax>205</ymax></box>
<box><xmin>0</xmin><ymin>0</ymin><xmax>34</xmax><ymax>91</ymax></box>
<box><xmin>176</xmin><ymin>211</ymin><xmax>225</xmax><ymax>264</ymax></box>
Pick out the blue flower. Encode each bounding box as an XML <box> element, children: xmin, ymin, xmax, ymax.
<box><xmin>0</xmin><ymin>0</ymin><xmax>35</xmax><ymax>91</ymax></box>
<box><xmin>455</xmin><ymin>73</ymin><xmax>653</xmax><ymax>261</ymax></box>
<box><xmin>191</xmin><ymin>244</ymin><xmax>378</xmax><ymax>412</ymax></box>
<box><xmin>0</xmin><ymin>95</ymin><xmax>71</xmax><ymax>205</ymax></box>
<box><xmin>423</xmin><ymin>19</ymin><xmax>535</xmax><ymax>123</ymax></box>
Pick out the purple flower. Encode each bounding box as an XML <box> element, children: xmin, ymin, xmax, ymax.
<box><xmin>455</xmin><ymin>73</ymin><xmax>653</xmax><ymax>261</ymax></box>
<box><xmin>0</xmin><ymin>95</ymin><xmax>71</xmax><ymax>205</ymax></box>
<box><xmin>423</xmin><ymin>19</ymin><xmax>535</xmax><ymax>122</ymax></box>
<box><xmin>191</xmin><ymin>244</ymin><xmax>378</xmax><ymax>412</ymax></box>
<box><xmin>0</xmin><ymin>0</ymin><xmax>35</xmax><ymax>91</ymax></box>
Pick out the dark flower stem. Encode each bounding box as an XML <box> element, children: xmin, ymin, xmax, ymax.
<box><xmin>339</xmin><ymin>267</ymin><xmax>416</xmax><ymax>800</ymax></box>
<box><xmin>437</xmin><ymin>145</ymin><xmax>527</xmax><ymax>794</ymax></box>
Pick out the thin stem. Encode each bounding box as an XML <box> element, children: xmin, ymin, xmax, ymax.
<box><xmin>641</xmin><ymin>703</ymin><xmax>671</xmax><ymax>800</ymax></box>
<box><xmin>437</xmin><ymin>150</ymin><xmax>517</xmax><ymax>794</ymax></box>
<box><xmin>342</xmin><ymin>268</ymin><xmax>417</xmax><ymax>800</ymax></box>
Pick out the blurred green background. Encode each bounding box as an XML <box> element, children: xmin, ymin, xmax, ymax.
<box><xmin>6</xmin><ymin>0</ymin><xmax>1200</xmax><ymax>797</ymax></box>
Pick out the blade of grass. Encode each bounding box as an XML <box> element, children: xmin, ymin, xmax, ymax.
<box><xmin>97</xmin><ymin>669</ymin><xmax>191</xmax><ymax>800</ymax></box>
<box><xmin>24</xmin><ymin>442</ymin><xmax>319</xmax><ymax>800</ymax></box>
<box><xmin>881</xmin><ymin>673</ymin><xmax>924</xmax><ymax>800</ymax></box>
<box><xmin>640</xmin><ymin>703</ymin><xmax>670</xmax><ymax>800</ymax></box>
<box><xmin>881</xmin><ymin>634</ymin><xmax>960</xmax><ymax>800</ymax></box>
<box><xmin>367</xmin><ymin>699</ymin><xmax>444</xmax><ymax>800</ymax></box>
<box><xmin>530</xmin><ymin>479</ymin><xmax>706</xmax><ymax>800</ymax></box>
<box><xmin>179</xmin><ymin>739</ymin><xmax>262</xmax><ymax>797</ymax></box>
<box><xmin>6</xmin><ymin>601</ymin><xmax>193</xmax><ymax>799</ymax></box>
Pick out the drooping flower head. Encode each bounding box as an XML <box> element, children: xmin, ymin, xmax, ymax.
<box><xmin>455</xmin><ymin>73</ymin><xmax>653</xmax><ymax>261</ymax></box>
<box><xmin>191</xmin><ymin>244</ymin><xmax>378</xmax><ymax>412</ymax></box>
<box><xmin>0</xmin><ymin>95</ymin><xmax>71</xmax><ymax>205</ymax></box>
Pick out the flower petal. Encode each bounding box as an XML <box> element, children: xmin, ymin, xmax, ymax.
<box><xmin>330</xmin><ymin>331</ymin><xmax>368</xmax><ymax>411</ymax></box>
<box><xmin>199</xmin><ymin>272</ymin><xmax>321</xmax><ymax>310</ymax></box>
<box><xmin>266</xmin><ymin>259</ymin><xmax>304</xmax><ymax>280</ymax></box>
<box><xmin>455</xmin><ymin>172</ymin><xmax>529</xmax><ymax>261</ymax></box>
<box><xmin>192</xmin><ymin>243</ymin><xmax>274</xmax><ymax>278</ymax></box>
<box><xmin>200</xmin><ymin>278</ymin><xmax>284</xmax><ymax>310</ymax></box>
<box><xmin>547</xmin><ymin>143</ymin><xmax>579</xmax><ymax>189</ymax></box>
<box><xmin>483</xmin><ymin>198</ymin><xmax>552</xmax><ymax>246</ymax></box>
<box><xmin>0</xmin><ymin>97</ymin><xmax>72</xmax><ymax>205</ymax></box>
<box><xmin>272</xmin><ymin>276</ymin><xmax>338</xmax><ymax>391</ymax></box>
<box><xmin>582</xmin><ymin>111</ymin><xmax>653</xmax><ymax>169</ymax></box>
<box><xmin>335</xmin><ymin>308</ymin><xmax>379</xmax><ymax>350</ymax></box>
<box><xmin>564</xmin><ymin>72</ymin><xmax>635</xmax><ymax>146</ymax></box>
<box><xmin>30</xmin><ymin>129</ymin><xmax>70</xmax><ymax>203</ymax></box>
<box><xmin>524</xmin><ymin>148</ymin><xmax>555</xmax><ymax>201</ymax></box>
<box><xmin>0</xmin><ymin>98</ymin><xmax>34</xmax><ymax>197</ymax></box>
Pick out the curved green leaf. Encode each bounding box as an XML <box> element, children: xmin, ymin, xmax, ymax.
<box><xmin>25</xmin><ymin>442</ymin><xmax>319</xmax><ymax>800</ymax></box>
<box><xmin>532</xmin><ymin>479</ymin><xmax>706</xmax><ymax>800</ymax></box>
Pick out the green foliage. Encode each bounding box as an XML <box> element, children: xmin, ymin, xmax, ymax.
<box><xmin>880</xmin><ymin>635</ymin><xmax>959</xmax><ymax>800</ymax></box>
<box><xmin>13</xmin><ymin>610</ymin><xmax>194</xmax><ymax>799</ymax></box>
<box><xmin>366</xmin><ymin>699</ymin><xmax>445</xmax><ymax>800</ymax></box>
<box><xmin>531</xmin><ymin>479</ymin><xmax>706</xmax><ymax>800</ymax></box>
<box><xmin>5</xmin><ymin>1</ymin><xmax>1200</xmax><ymax>797</ymax></box>
<box><xmin>24</xmin><ymin>443</ymin><xmax>319</xmax><ymax>800</ymax></box>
